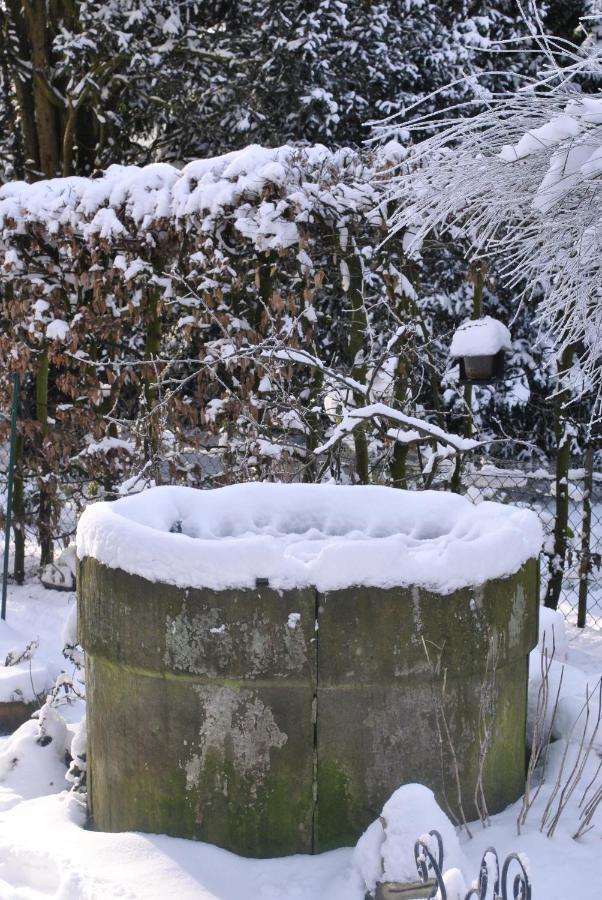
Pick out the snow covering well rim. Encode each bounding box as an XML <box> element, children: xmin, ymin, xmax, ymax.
<box><xmin>76</xmin><ymin>483</ymin><xmax>543</xmax><ymax>593</ymax></box>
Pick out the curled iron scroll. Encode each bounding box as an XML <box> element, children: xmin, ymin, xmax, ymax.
<box><xmin>413</xmin><ymin>831</ymin><xmax>532</xmax><ymax>900</ymax></box>
<box><xmin>414</xmin><ymin>830</ymin><xmax>446</xmax><ymax>899</ymax></box>
<box><xmin>464</xmin><ymin>847</ymin><xmax>500</xmax><ymax>900</ymax></box>
<box><xmin>500</xmin><ymin>853</ymin><xmax>531</xmax><ymax>900</ymax></box>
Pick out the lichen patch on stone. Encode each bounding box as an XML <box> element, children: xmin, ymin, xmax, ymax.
<box><xmin>185</xmin><ymin>686</ymin><xmax>288</xmax><ymax>786</ymax></box>
<box><xmin>164</xmin><ymin>602</ymin><xmax>308</xmax><ymax>677</ymax></box>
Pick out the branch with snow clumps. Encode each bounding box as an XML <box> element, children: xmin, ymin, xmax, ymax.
<box><xmin>384</xmin><ymin>27</ymin><xmax>602</xmax><ymax>413</ymax></box>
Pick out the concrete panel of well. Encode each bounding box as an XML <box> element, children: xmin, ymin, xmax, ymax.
<box><xmin>78</xmin><ymin>556</ymin><xmax>538</xmax><ymax>856</ymax></box>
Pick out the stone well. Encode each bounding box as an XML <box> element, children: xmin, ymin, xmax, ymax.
<box><xmin>77</xmin><ymin>483</ymin><xmax>541</xmax><ymax>857</ymax></box>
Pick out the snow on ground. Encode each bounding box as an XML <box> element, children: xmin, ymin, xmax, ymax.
<box><xmin>0</xmin><ymin>577</ymin><xmax>601</xmax><ymax>898</ymax></box>
<box><xmin>0</xmin><ymin>578</ymin><xmax>73</xmax><ymax>704</ymax></box>
<box><xmin>0</xmin><ymin>795</ymin><xmax>355</xmax><ymax>900</ymax></box>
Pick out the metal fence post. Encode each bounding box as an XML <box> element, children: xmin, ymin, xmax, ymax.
<box><xmin>2</xmin><ymin>372</ymin><xmax>20</xmax><ymax>620</ymax></box>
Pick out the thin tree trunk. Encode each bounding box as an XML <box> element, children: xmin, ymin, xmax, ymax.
<box><xmin>36</xmin><ymin>348</ymin><xmax>53</xmax><ymax>566</ymax></box>
<box><xmin>390</xmin><ymin>353</ymin><xmax>410</xmax><ymax>489</ymax></box>
<box><xmin>451</xmin><ymin>265</ymin><xmax>483</xmax><ymax>494</ymax></box>
<box><xmin>62</xmin><ymin>100</ymin><xmax>77</xmax><ymax>177</ymax></box>
<box><xmin>577</xmin><ymin>443</ymin><xmax>595</xmax><ymax>628</ymax></box>
<box><xmin>346</xmin><ymin>251</ymin><xmax>369</xmax><ymax>484</ymax></box>
<box><xmin>462</xmin><ymin>266</ymin><xmax>484</xmax><ymax>441</ymax></box>
<box><xmin>256</xmin><ymin>252</ymin><xmax>274</xmax><ymax>332</ymax></box>
<box><xmin>352</xmin><ymin>425</ymin><xmax>369</xmax><ymax>485</ymax></box>
<box><xmin>144</xmin><ymin>287</ymin><xmax>162</xmax><ymax>469</ymax></box>
<box><xmin>380</xmin><ymin>251</ymin><xmax>443</xmax><ymax>430</ymax></box>
<box><xmin>544</xmin><ymin>344</ymin><xmax>576</xmax><ymax>610</ymax></box>
<box><xmin>388</xmin><ymin>258</ymin><xmax>417</xmax><ymax>489</ymax></box>
<box><xmin>303</xmin><ymin>361</ymin><xmax>323</xmax><ymax>482</ymax></box>
<box><xmin>12</xmin><ymin>433</ymin><xmax>24</xmax><ymax>584</ymax></box>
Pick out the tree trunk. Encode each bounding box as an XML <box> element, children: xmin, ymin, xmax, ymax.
<box><xmin>22</xmin><ymin>0</ymin><xmax>61</xmax><ymax>177</ymax></box>
<box><xmin>5</xmin><ymin>0</ymin><xmax>40</xmax><ymax>176</ymax></box>
<box><xmin>385</xmin><ymin>255</ymin><xmax>427</xmax><ymax>489</ymax></box>
<box><xmin>544</xmin><ymin>344</ymin><xmax>575</xmax><ymax>610</ymax></box>
<box><xmin>390</xmin><ymin>351</ymin><xmax>410</xmax><ymax>489</ymax></box>
<box><xmin>346</xmin><ymin>251</ymin><xmax>369</xmax><ymax>484</ymax></box>
<box><xmin>256</xmin><ymin>251</ymin><xmax>275</xmax><ymax>332</ymax></box>
<box><xmin>462</xmin><ymin>265</ymin><xmax>484</xmax><ymax>441</ymax></box>
<box><xmin>302</xmin><ymin>359</ymin><xmax>323</xmax><ymax>482</ymax></box>
<box><xmin>12</xmin><ymin>432</ymin><xmax>25</xmax><ymax>585</ymax></box>
<box><xmin>577</xmin><ymin>442</ymin><xmax>594</xmax><ymax>627</ymax></box>
<box><xmin>143</xmin><ymin>287</ymin><xmax>162</xmax><ymax>471</ymax></box>
<box><xmin>450</xmin><ymin>265</ymin><xmax>483</xmax><ymax>494</ymax></box>
<box><xmin>36</xmin><ymin>348</ymin><xmax>53</xmax><ymax>566</ymax></box>
<box><xmin>390</xmin><ymin>440</ymin><xmax>408</xmax><ymax>489</ymax></box>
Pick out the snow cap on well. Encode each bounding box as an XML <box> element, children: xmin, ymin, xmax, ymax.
<box><xmin>76</xmin><ymin>483</ymin><xmax>543</xmax><ymax>594</ymax></box>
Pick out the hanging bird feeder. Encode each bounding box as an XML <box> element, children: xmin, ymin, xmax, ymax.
<box><xmin>450</xmin><ymin>316</ymin><xmax>512</xmax><ymax>385</ymax></box>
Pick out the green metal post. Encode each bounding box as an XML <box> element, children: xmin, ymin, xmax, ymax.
<box><xmin>2</xmin><ymin>373</ymin><xmax>20</xmax><ymax>620</ymax></box>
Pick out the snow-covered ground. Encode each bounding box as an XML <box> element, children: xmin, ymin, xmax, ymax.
<box><xmin>0</xmin><ymin>579</ymin><xmax>601</xmax><ymax>899</ymax></box>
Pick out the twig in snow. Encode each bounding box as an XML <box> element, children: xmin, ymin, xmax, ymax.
<box><xmin>422</xmin><ymin>637</ymin><xmax>473</xmax><ymax>839</ymax></box>
<box><xmin>540</xmin><ymin>678</ymin><xmax>602</xmax><ymax>837</ymax></box>
<box><xmin>517</xmin><ymin>633</ymin><xmax>563</xmax><ymax>834</ymax></box>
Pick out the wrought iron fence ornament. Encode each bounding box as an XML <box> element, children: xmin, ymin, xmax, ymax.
<box><xmin>410</xmin><ymin>830</ymin><xmax>532</xmax><ymax>900</ymax></box>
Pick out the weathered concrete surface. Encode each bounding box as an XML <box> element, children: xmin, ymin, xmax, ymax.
<box><xmin>314</xmin><ymin>559</ymin><xmax>538</xmax><ymax>850</ymax></box>
<box><xmin>79</xmin><ymin>556</ymin><xmax>538</xmax><ymax>856</ymax></box>
<box><xmin>79</xmin><ymin>559</ymin><xmax>316</xmax><ymax>857</ymax></box>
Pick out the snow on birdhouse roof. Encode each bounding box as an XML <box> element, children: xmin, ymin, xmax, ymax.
<box><xmin>76</xmin><ymin>483</ymin><xmax>542</xmax><ymax>594</ymax></box>
<box><xmin>449</xmin><ymin>316</ymin><xmax>512</xmax><ymax>359</ymax></box>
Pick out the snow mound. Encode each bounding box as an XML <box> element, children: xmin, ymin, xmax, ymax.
<box><xmin>0</xmin><ymin>620</ymin><xmax>56</xmax><ymax>704</ymax></box>
<box><xmin>450</xmin><ymin>316</ymin><xmax>512</xmax><ymax>359</ymax></box>
<box><xmin>41</xmin><ymin>544</ymin><xmax>77</xmax><ymax>592</ymax></box>
<box><xmin>0</xmin><ymin>718</ymin><xmax>70</xmax><ymax>810</ymax></box>
<box><xmin>353</xmin><ymin>783</ymin><xmax>466</xmax><ymax>892</ymax></box>
<box><xmin>537</xmin><ymin>606</ymin><xmax>568</xmax><ymax>662</ymax></box>
<box><xmin>76</xmin><ymin>483</ymin><xmax>542</xmax><ymax>593</ymax></box>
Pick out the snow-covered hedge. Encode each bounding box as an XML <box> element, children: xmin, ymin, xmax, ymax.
<box><xmin>0</xmin><ymin>143</ymin><xmax>389</xmax><ymax>243</ymax></box>
<box><xmin>2</xmin><ymin>139</ymin><xmax>475</xmax><ymax>563</ymax></box>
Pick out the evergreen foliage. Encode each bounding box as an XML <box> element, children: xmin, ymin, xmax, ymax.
<box><xmin>0</xmin><ymin>0</ymin><xmax>566</xmax><ymax>178</ymax></box>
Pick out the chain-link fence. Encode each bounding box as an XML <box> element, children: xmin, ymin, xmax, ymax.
<box><xmin>2</xmin><ymin>434</ymin><xmax>601</xmax><ymax>627</ymax></box>
<box><xmin>452</xmin><ymin>459</ymin><xmax>602</xmax><ymax>629</ymax></box>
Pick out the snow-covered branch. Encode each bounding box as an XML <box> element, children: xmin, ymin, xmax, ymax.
<box><xmin>315</xmin><ymin>402</ymin><xmax>480</xmax><ymax>456</ymax></box>
<box><xmin>385</xmin><ymin>36</ymin><xmax>602</xmax><ymax>410</ymax></box>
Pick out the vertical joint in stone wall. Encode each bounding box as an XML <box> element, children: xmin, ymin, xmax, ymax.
<box><xmin>311</xmin><ymin>587</ymin><xmax>320</xmax><ymax>852</ymax></box>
